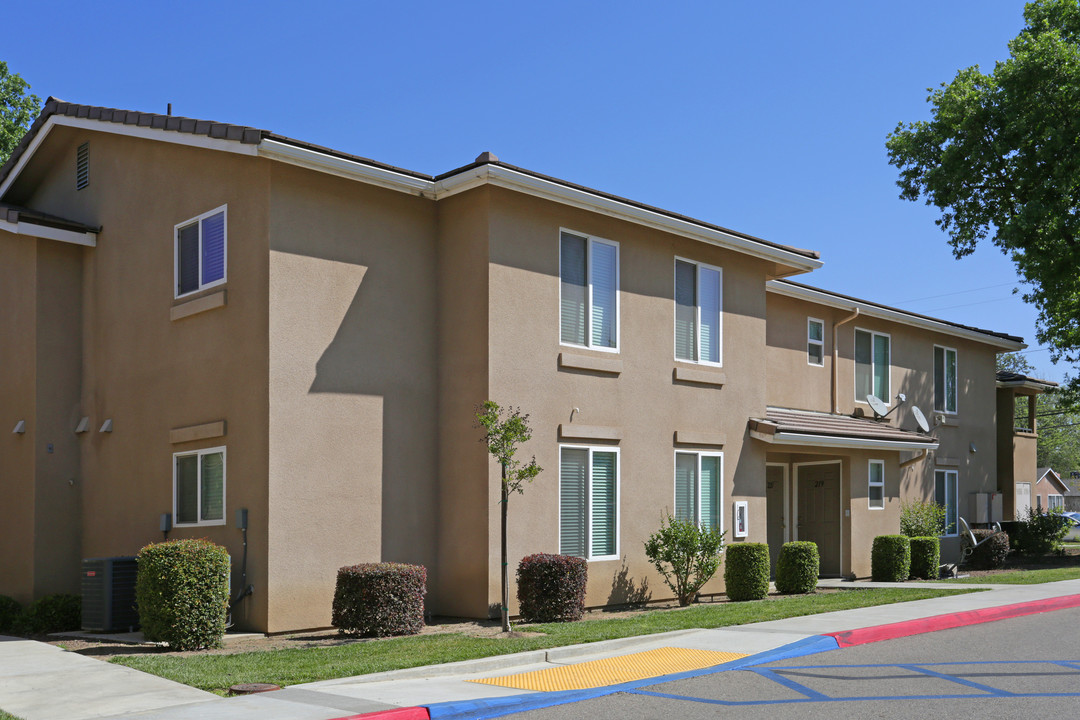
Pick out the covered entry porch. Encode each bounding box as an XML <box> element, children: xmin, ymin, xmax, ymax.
<box><xmin>750</xmin><ymin>408</ymin><xmax>939</xmax><ymax>578</ymax></box>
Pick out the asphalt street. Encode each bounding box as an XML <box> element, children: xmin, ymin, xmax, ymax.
<box><xmin>500</xmin><ymin>605</ymin><xmax>1080</xmax><ymax>720</ymax></box>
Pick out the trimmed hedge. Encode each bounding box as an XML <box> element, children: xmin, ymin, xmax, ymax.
<box><xmin>0</xmin><ymin>596</ymin><xmax>22</xmax><ymax>633</ymax></box>
<box><xmin>968</xmin><ymin>529</ymin><xmax>1009</xmax><ymax>570</ymax></box>
<box><xmin>517</xmin><ymin>554</ymin><xmax>587</xmax><ymax>623</ymax></box>
<box><xmin>23</xmin><ymin>594</ymin><xmax>81</xmax><ymax>634</ymax></box>
<box><xmin>775</xmin><ymin>541</ymin><xmax>819</xmax><ymax>594</ymax></box>
<box><xmin>136</xmin><ymin>539</ymin><xmax>230</xmax><ymax>650</ymax></box>
<box><xmin>724</xmin><ymin>543</ymin><xmax>770</xmax><ymax>601</ymax></box>
<box><xmin>332</xmin><ymin>563</ymin><xmax>427</xmax><ymax>637</ymax></box>
<box><xmin>908</xmin><ymin>536</ymin><xmax>940</xmax><ymax>580</ymax></box>
<box><xmin>871</xmin><ymin>535</ymin><xmax>911</xmax><ymax>582</ymax></box>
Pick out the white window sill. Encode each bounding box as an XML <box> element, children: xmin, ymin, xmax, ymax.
<box><xmin>174</xmin><ymin>520</ymin><xmax>226</xmax><ymax>528</ymax></box>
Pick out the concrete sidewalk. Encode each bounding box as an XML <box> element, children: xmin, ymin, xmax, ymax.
<box><xmin>3</xmin><ymin>579</ymin><xmax>1079</xmax><ymax>720</ymax></box>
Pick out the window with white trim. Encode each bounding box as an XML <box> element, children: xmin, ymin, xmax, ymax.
<box><xmin>934</xmin><ymin>345</ymin><xmax>957</xmax><ymax>414</ymax></box>
<box><xmin>560</xmin><ymin>231</ymin><xmax>618</xmax><ymax>350</ymax></box>
<box><xmin>935</xmin><ymin>469</ymin><xmax>958</xmax><ymax>536</ymax></box>
<box><xmin>175</xmin><ymin>206</ymin><xmax>227</xmax><ymax>298</ymax></box>
<box><xmin>855</xmin><ymin>328</ymin><xmax>890</xmax><ymax>402</ymax></box>
<box><xmin>868</xmin><ymin>460</ymin><xmax>885</xmax><ymax>510</ymax></box>
<box><xmin>174</xmin><ymin>446</ymin><xmax>226</xmax><ymax>526</ymax></box>
<box><xmin>559</xmin><ymin>446</ymin><xmax>619</xmax><ymax>560</ymax></box>
<box><xmin>674</xmin><ymin>452</ymin><xmax>723</xmax><ymax>531</ymax></box>
<box><xmin>1049</xmin><ymin>495</ymin><xmax>1064</xmax><ymax>512</ymax></box>
<box><xmin>808</xmin><ymin>318</ymin><xmax>824</xmax><ymax>366</ymax></box>
<box><xmin>674</xmin><ymin>258</ymin><xmax>722</xmax><ymax>365</ymax></box>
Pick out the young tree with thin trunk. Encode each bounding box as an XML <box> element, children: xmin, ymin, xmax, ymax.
<box><xmin>476</xmin><ymin>401</ymin><xmax>542</xmax><ymax>632</ymax></box>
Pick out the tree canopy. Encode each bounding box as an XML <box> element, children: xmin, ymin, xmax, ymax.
<box><xmin>888</xmin><ymin>0</ymin><xmax>1080</xmax><ymax>399</ymax></box>
<box><xmin>0</xmin><ymin>61</ymin><xmax>40</xmax><ymax>166</ymax></box>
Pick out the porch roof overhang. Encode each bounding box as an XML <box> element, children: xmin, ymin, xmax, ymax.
<box><xmin>749</xmin><ymin>407</ymin><xmax>940</xmax><ymax>451</ymax></box>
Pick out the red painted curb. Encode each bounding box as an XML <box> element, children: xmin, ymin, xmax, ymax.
<box><xmin>332</xmin><ymin>707</ymin><xmax>430</xmax><ymax>720</ymax></box>
<box><xmin>826</xmin><ymin>593</ymin><xmax>1080</xmax><ymax>647</ymax></box>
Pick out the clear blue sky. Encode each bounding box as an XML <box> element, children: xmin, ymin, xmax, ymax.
<box><xmin>6</xmin><ymin>1</ymin><xmax>1062</xmax><ymax>379</ymax></box>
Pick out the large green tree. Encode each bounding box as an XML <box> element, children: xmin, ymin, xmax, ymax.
<box><xmin>0</xmin><ymin>61</ymin><xmax>40</xmax><ymax>165</ymax></box>
<box><xmin>888</xmin><ymin>0</ymin><xmax>1080</xmax><ymax>400</ymax></box>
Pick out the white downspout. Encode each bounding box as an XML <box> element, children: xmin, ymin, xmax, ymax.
<box><xmin>832</xmin><ymin>309</ymin><xmax>860</xmax><ymax>414</ymax></box>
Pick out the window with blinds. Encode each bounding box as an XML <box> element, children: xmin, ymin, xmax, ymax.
<box><xmin>855</xmin><ymin>328</ymin><xmax>890</xmax><ymax>402</ymax></box>
<box><xmin>174</xmin><ymin>447</ymin><xmax>226</xmax><ymax>526</ymax></box>
<box><xmin>934</xmin><ymin>345</ymin><xmax>958</xmax><ymax>414</ymax></box>
<box><xmin>674</xmin><ymin>258</ymin><xmax>722</xmax><ymax>365</ymax></box>
<box><xmin>674</xmin><ymin>452</ymin><xmax>722</xmax><ymax>531</ymax></box>
<box><xmin>935</xmin><ymin>469</ymin><xmax>958</xmax><ymax>536</ymax></box>
<box><xmin>559</xmin><ymin>446</ymin><xmax>619</xmax><ymax>560</ymax></box>
<box><xmin>175</xmin><ymin>206</ymin><xmax>227</xmax><ymax>298</ymax></box>
<box><xmin>560</xmin><ymin>231</ymin><xmax>619</xmax><ymax>351</ymax></box>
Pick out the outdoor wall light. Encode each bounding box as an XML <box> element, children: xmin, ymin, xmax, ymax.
<box><xmin>99</xmin><ymin>419</ymin><xmax>113</xmax><ymax>433</ymax></box>
<box><xmin>74</xmin><ymin>417</ymin><xmax>90</xmax><ymax>434</ymax></box>
<box><xmin>12</xmin><ymin>420</ymin><xmax>25</xmax><ymax>434</ymax></box>
<box><xmin>969</xmin><ymin>442</ymin><xmax>977</xmax><ymax>454</ymax></box>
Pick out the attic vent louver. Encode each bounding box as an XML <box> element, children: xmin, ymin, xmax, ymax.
<box><xmin>76</xmin><ymin>142</ymin><xmax>89</xmax><ymax>190</ymax></box>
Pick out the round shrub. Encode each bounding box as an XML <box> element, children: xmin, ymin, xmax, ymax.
<box><xmin>724</xmin><ymin>543</ymin><xmax>770</xmax><ymax>601</ymax></box>
<box><xmin>775</xmin><ymin>541</ymin><xmax>819</xmax><ymax>594</ymax></box>
<box><xmin>908</xmin><ymin>537</ymin><xmax>940</xmax><ymax>580</ymax></box>
<box><xmin>871</xmin><ymin>535</ymin><xmax>911</xmax><ymax>582</ymax></box>
<box><xmin>332</xmin><ymin>563</ymin><xmax>427</xmax><ymax>637</ymax></box>
<box><xmin>517</xmin><ymin>554</ymin><xmax>587</xmax><ymax>623</ymax></box>
<box><xmin>968</xmin><ymin>529</ymin><xmax>1009</xmax><ymax>570</ymax></box>
<box><xmin>23</xmin><ymin>594</ymin><xmax>81</xmax><ymax>634</ymax></box>
<box><xmin>136</xmin><ymin>539</ymin><xmax>230</xmax><ymax>650</ymax></box>
<box><xmin>0</xmin><ymin>596</ymin><xmax>23</xmax><ymax>633</ymax></box>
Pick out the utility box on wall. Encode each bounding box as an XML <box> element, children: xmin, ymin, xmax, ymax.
<box><xmin>969</xmin><ymin>492</ymin><xmax>1003</xmax><ymax>525</ymax></box>
<box><xmin>81</xmin><ymin>556</ymin><xmax>140</xmax><ymax>633</ymax></box>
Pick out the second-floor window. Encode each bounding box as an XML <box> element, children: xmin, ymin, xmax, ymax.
<box><xmin>808</xmin><ymin>318</ymin><xmax>824</xmax><ymax>366</ymax></box>
<box><xmin>674</xmin><ymin>258</ymin><xmax>722</xmax><ymax>365</ymax></box>
<box><xmin>560</xmin><ymin>231</ymin><xmax>618</xmax><ymax>351</ymax></box>
<box><xmin>934</xmin><ymin>345</ymin><xmax>958</xmax><ymax>414</ymax></box>
<box><xmin>176</xmin><ymin>205</ymin><xmax>227</xmax><ymax>298</ymax></box>
<box><xmin>855</xmin><ymin>328</ymin><xmax>890</xmax><ymax>402</ymax></box>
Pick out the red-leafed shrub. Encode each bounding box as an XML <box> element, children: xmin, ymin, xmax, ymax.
<box><xmin>968</xmin><ymin>529</ymin><xmax>1010</xmax><ymax>570</ymax></box>
<box><xmin>332</xmin><ymin>563</ymin><xmax>427</xmax><ymax>637</ymax></box>
<box><xmin>517</xmin><ymin>554</ymin><xmax>587</xmax><ymax>623</ymax></box>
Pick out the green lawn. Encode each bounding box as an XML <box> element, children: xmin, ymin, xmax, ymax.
<box><xmin>112</xmin><ymin>587</ymin><xmax>977</xmax><ymax>694</ymax></box>
<box><xmin>949</xmin><ymin>566</ymin><xmax>1080</xmax><ymax>584</ymax></box>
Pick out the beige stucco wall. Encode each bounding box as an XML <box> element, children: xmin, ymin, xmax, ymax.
<box><xmin>266</xmin><ymin>162</ymin><xmax>439</xmax><ymax>632</ymax></box>
<box><xmin>6</xmin><ymin>126</ymin><xmax>273</xmax><ymax>630</ymax></box>
<box><xmin>483</xmin><ymin>186</ymin><xmax>771</xmax><ymax>613</ymax></box>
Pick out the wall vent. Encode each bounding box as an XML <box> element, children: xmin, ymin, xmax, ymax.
<box><xmin>81</xmin><ymin>556</ymin><xmax>139</xmax><ymax>632</ymax></box>
<box><xmin>76</xmin><ymin>142</ymin><xmax>89</xmax><ymax>190</ymax></box>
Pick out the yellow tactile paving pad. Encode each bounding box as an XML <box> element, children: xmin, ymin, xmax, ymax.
<box><xmin>468</xmin><ymin>646</ymin><xmax>747</xmax><ymax>692</ymax></box>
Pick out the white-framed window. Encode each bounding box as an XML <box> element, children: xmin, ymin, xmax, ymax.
<box><xmin>868</xmin><ymin>460</ymin><xmax>885</xmax><ymax>510</ymax></box>
<box><xmin>1049</xmin><ymin>495</ymin><xmax>1064</xmax><ymax>512</ymax></box>
<box><xmin>174</xmin><ymin>446</ymin><xmax>226</xmax><ymax>526</ymax></box>
<box><xmin>935</xmin><ymin>469</ymin><xmax>958</xmax><ymax>536</ymax></box>
<box><xmin>674</xmin><ymin>451</ymin><xmax>723</xmax><ymax>532</ymax></box>
<box><xmin>934</xmin><ymin>345</ymin><xmax>958</xmax><ymax>414</ymax></box>
<box><xmin>807</xmin><ymin>317</ymin><xmax>824</xmax><ymax>366</ymax></box>
<box><xmin>175</xmin><ymin>205</ymin><xmax>227</xmax><ymax>298</ymax></box>
<box><xmin>855</xmin><ymin>328</ymin><xmax>890</xmax><ymax>403</ymax></box>
<box><xmin>559</xmin><ymin>446</ymin><xmax>619</xmax><ymax>560</ymax></box>
<box><xmin>674</xmin><ymin>258</ymin><xmax>722</xmax><ymax>365</ymax></box>
<box><xmin>560</xmin><ymin>230</ymin><xmax>619</xmax><ymax>351</ymax></box>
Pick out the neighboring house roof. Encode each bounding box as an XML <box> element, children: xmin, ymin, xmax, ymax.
<box><xmin>0</xmin><ymin>98</ymin><xmax>822</xmax><ymax>273</ymax></box>
<box><xmin>1036</xmin><ymin>467</ymin><xmax>1070</xmax><ymax>494</ymax></box>
<box><xmin>996</xmin><ymin>370</ymin><xmax>1059</xmax><ymax>392</ymax></box>
<box><xmin>748</xmin><ymin>407</ymin><xmax>939</xmax><ymax>451</ymax></box>
<box><xmin>0</xmin><ymin>201</ymin><xmax>98</xmax><ymax>246</ymax></box>
<box><xmin>767</xmin><ymin>279</ymin><xmax>1025</xmax><ymax>351</ymax></box>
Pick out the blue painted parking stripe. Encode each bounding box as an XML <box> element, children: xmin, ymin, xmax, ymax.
<box><xmin>748</xmin><ymin>668</ymin><xmax>831</xmax><ymax>701</ymax></box>
<box><xmin>901</xmin><ymin>663</ymin><xmax>1016</xmax><ymax>696</ymax></box>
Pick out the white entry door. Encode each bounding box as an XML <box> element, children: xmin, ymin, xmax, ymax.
<box><xmin>1016</xmin><ymin>482</ymin><xmax>1032</xmax><ymax>519</ymax></box>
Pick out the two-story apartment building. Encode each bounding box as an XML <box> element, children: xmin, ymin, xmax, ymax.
<box><xmin>0</xmin><ymin>99</ymin><xmax>1035</xmax><ymax>632</ymax></box>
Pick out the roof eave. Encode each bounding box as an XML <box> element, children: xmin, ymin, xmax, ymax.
<box><xmin>750</xmin><ymin>428</ymin><xmax>939</xmax><ymax>451</ymax></box>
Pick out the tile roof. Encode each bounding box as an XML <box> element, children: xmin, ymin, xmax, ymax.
<box><xmin>996</xmin><ymin>371</ymin><xmax>1058</xmax><ymax>389</ymax></box>
<box><xmin>750</xmin><ymin>407</ymin><xmax>938</xmax><ymax>447</ymax></box>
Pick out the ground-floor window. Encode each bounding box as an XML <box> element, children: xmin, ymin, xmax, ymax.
<box><xmin>674</xmin><ymin>451</ymin><xmax>723</xmax><ymax>532</ymax></box>
<box><xmin>174</xmin><ymin>446</ymin><xmax>226</xmax><ymax>526</ymax></box>
<box><xmin>559</xmin><ymin>446</ymin><xmax>619</xmax><ymax>560</ymax></box>
<box><xmin>935</xmin><ymin>469</ymin><xmax>958</xmax><ymax>536</ymax></box>
<box><xmin>868</xmin><ymin>459</ymin><xmax>884</xmax><ymax>510</ymax></box>
<box><xmin>1049</xmin><ymin>495</ymin><xmax>1064</xmax><ymax>512</ymax></box>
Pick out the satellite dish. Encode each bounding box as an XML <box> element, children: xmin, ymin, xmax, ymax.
<box><xmin>912</xmin><ymin>406</ymin><xmax>930</xmax><ymax>434</ymax></box>
<box><xmin>866</xmin><ymin>394</ymin><xmax>889</xmax><ymax>419</ymax></box>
